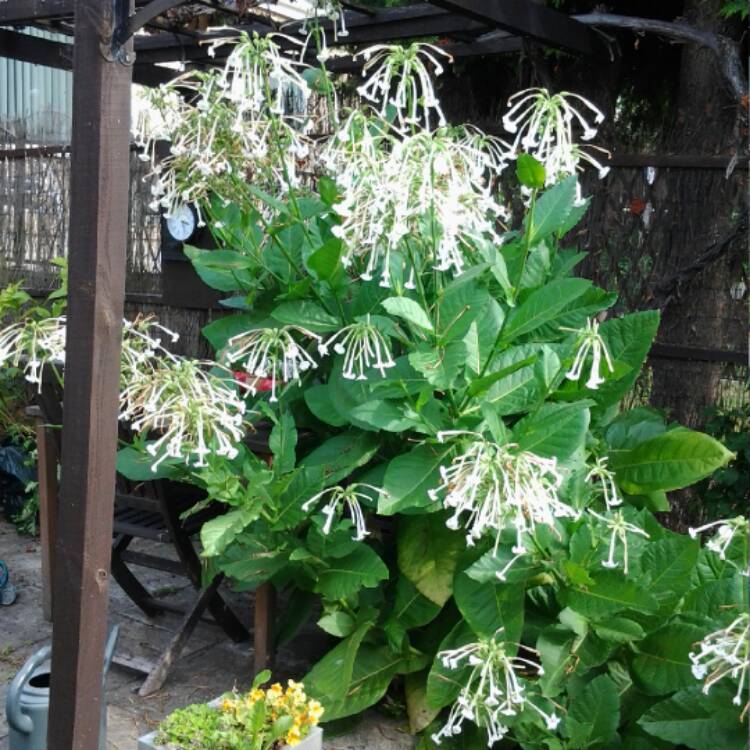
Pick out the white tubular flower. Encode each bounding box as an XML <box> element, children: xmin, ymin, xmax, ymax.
<box><xmin>0</xmin><ymin>316</ymin><xmax>66</xmax><ymax>389</ymax></box>
<box><xmin>690</xmin><ymin>614</ymin><xmax>749</xmax><ymax>715</ymax></box>
<box><xmin>585</xmin><ymin>456</ymin><xmax>621</xmax><ymax>510</ymax></box>
<box><xmin>119</xmin><ymin>357</ymin><xmax>247</xmax><ymax>472</ymax></box>
<box><xmin>432</xmin><ymin>629</ymin><xmax>558</xmax><ymax>747</ymax></box>
<box><xmin>355</xmin><ymin>42</ymin><xmax>452</xmax><ymax>133</ymax></box>
<box><xmin>502</xmin><ymin>88</ymin><xmax>609</xmax><ymax>189</ymax></box>
<box><xmin>562</xmin><ymin>318</ymin><xmax>614</xmax><ymax>390</ymax></box>
<box><xmin>225</xmin><ymin>325</ymin><xmax>321</xmax><ymax>402</ymax></box>
<box><xmin>589</xmin><ymin>509</ymin><xmax>649</xmax><ymax>575</ymax></box>
<box><xmin>302</xmin><ymin>484</ymin><xmax>385</xmax><ymax>541</ymax></box>
<box><xmin>318</xmin><ymin>316</ymin><xmax>395</xmax><ymax>379</ymax></box>
<box><xmin>689</xmin><ymin>516</ymin><xmax>749</xmax><ymax>563</ymax></box>
<box><xmin>430</xmin><ymin>432</ymin><xmax>575</xmax><ymax>565</ymax></box>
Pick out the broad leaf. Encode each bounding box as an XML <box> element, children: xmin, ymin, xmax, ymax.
<box><xmin>380</xmin><ymin>445</ymin><xmax>449</xmax><ymax>515</ymax></box>
<box><xmin>453</xmin><ymin>568</ymin><xmax>524</xmax><ymax>641</ymax></box>
<box><xmin>397</xmin><ymin>514</ymin><xmax>465</xmax><ymax>606</ymax></box>
<box><xmin>270</xmin><ymin>301</ymin><xmax>340</xmax><ymax>333</ymax></box>
<box><xmin>382</xmin><ymin>297</ymin><xmax>433</xmax><ymax>333</ymax></box>
<box><xmin>513</xmin><ymin>401</ymin><xmax>591</xmax><ymax>459</ymax></box>
<box><xmin>315</xmin><ymin>545</ymin><xmax>389</xmax><ymax>600</ymax></box>
<box><xmin>562</xmin><ymin>570</ymin><xmax>659</xmax><ymax>618</ymax></box>
<box><xmin>611</xmin><ymin>428</ymin><xmax>734</xmax><ymax>493</ymax></box>
<box><xmin>528</xmin><ymin>175</ymin><xmax>579</xmax><ymax>244</ymax></box>
<box><xmin>565</xmin><ymin>674</ymin><xmax>620</xmax><ymax>748</ymax></box>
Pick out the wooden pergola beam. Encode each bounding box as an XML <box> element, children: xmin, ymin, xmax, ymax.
<box><xmin>46</xmin><ymin>1</ymin><xmax>133</xmax><ymax>748</ymax></box>
<box><xmin>430</xmin><ymin>0</ymin><xmax>602</xmax><ymax>56</ymax></box>
<box><xmin>0</xmin><ymin>27</ymin><xmax>173</xmax><ymax>86</ymax></box>
<box><xmin>0</xmin><ymin>0</ymin><xmax>152</xmax><ymax>23</ymax></box>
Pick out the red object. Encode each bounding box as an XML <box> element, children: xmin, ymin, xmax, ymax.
<box><xmin>233</xmin><ymin>370</ymin><xmax>249</xmax><ymax>384</ymax></box>
<box><xmin>255</xmin><ymin>377</ymin><xmax>274</xmax><ymax>392</ymax></box>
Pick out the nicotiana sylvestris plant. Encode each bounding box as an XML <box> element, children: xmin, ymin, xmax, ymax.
<box><xmin>119</xmin><ymin>31</ymin><xmax>745</xmax><ymax>750</ymax></box>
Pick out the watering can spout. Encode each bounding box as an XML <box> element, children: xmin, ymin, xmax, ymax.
<box><xmin>103</xmin><ymin>625</ymin><xmax>120</xmax><ymax>682</ymax></box>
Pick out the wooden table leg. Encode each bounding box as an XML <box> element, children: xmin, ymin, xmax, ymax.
<box><xmin>254</xmin><ymin>581</ymin><xmax>276</xmax><ymax>674</ymax></box>
<box><xmin>30</xmin><ymin>409</ymin><xmax>59</xmax><ymax>622</ymax></box>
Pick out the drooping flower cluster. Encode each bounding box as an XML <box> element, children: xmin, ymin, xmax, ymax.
<box><xmin>430</xmin><ymin>432</ymin><xmax>576</xmax><ymax>574</ymax></box>
<box><xmin>563</xmin><ymin>318</ymin><xmax>614</xmax><ymax>390</ymax></box>
<box><xmin>503</xmin><ymin>88</ymin><xmax>610</xmax><ymax>193</ymax></box>
<box><xmin>225</xmin><ymin>325</ymin><xmax>321</xmax><ymax>402</ymax></box>
<box><xmin>119</xmin><ymin>355</ymin><xmax>247</xmax><ymax>471</ymax></box>
<box><xmin>134</xmin><ymin>33</ymin><xmax>313</xmax><ymax>221</ymax></box>
<box><xmin>0</xmin><ymin>315</ymin><xmax>66</xmax><ymax>389</ymax></box>
<box><xmin>690</xmin><ymin>614</ymin><xmax>749</xmax><ymax>716</ymax></box>
<box><xmin>585</xmin><ymin>455</ymin><xmax>621</xmax><ymax>510</ymax></box>
<box><xmin>433</xmin><ymin>629</ymin><xmax>559</xmax><ymax>746</ymax></box>
<box><xmin>588</xmin><ymin>509</ymin><xmax>649</xmax><ymax>575</ymax></box>
<box><xmin>326</xmin><ymin>118</ymin><xmax>510</xmax><ymax>286</ymax></box>
<box><xmin>318</xmin><ymin>316</ymin><xmax>395</xmax><ymax>379</ymax></box>
<box><xmin>355</xmin><ymin>43</ymin><xmax>451</xmax><ymax>133</ymax></box>
<box><xmin>302</xmin><ymin>483</ymin><xmax>386</xmax><ymax>540</ymax></box>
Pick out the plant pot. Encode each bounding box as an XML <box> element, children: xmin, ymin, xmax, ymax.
<box><xmin>136</xmin><ymin>698</ymin><xmax>323</xmax><ymax>750</ymax></box>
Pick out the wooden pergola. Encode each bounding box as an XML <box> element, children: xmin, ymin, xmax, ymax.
<box><xmin>0</xmin><ymin>2</ymin><xmax>603</xmax><ymax>748</ymax></box>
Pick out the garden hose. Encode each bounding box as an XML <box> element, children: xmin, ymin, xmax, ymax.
<box><xmin>0</xmin><ymin>559</ymin><xmax>16</xmax><ymax>605</ymax></box>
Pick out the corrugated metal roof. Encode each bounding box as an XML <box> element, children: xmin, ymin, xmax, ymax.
<box><xmin>0</xmin><ymin>26</ymin><xmax>72</xmax><ymax>146</ymax></box>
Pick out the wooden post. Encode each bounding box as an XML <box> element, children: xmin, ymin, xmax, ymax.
<box><xmin>47</xmin><ymin>2</ymin><xmax>133</xmax><ymax>748</ymax></box>
<box><xmin>254</xmin><ymin>582</ymin><xmax>276</xmax><ymax>674</ymax></box>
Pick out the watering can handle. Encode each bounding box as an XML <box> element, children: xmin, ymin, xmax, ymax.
<box><xmin>6</xmin><ymin>645</ymin><xmax>51</xmax><ymax>736</ymax></box>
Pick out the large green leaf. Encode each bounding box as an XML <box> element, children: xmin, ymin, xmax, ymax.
<box><xmin>501</xmin><ymin>278</ymin><xmax>591</xmax><ymax>342</ymax></box>
<box><xmin>315</xmin><ymin>544</ymin><xmax>389</xmax><ymax>600</ymax></box>
<box><xmin>563</xmin><ymin>570</ymin><xmax>659</xmax><ymax>619</ymax></box>
<box><xmin>513</xmin><ymin>401</ymin><xmax>591</xmax><ymax>459</ymax></box>
<box><xmin>269</xmin><ymin>412</ymin><xmax>297</xmax><ymax>475</ymax></box>
<box><xmin>397</xmin><ymin>514</ymin><xmax>465</xmax><ymax>606</ymax></box>
<box><xmin>348</xmin><ymin>400</ymin><xmax>416</xmax><ymax>433</ymax></box>
<box><xmin>639</xmin><ymin>687</ymin><xmax>746</xmax><ymax>750</ymax></box>
<box><xmin>304</xmin><ymin>385</ymin><xmax>347</xmax><ymax>427</ymax></box>
<box><xmin>202</xmin><ymin>312</ymin><xmax>269</xmax><ymax>352</ymax></box>
<box><xmin>270</xmin><ymin>301</ymin><xmax>340</xmax><ymax>333</ymax></box>
<box><xmin>116</xmin><ymin>446</ymin><xmax>181</xmax><ymax>480</ymax></box>
<box><xmin>516</xmin><ymin>153</ymin><xmax>546</xmax><ymax>189</ymax></box>
<box><xmin>305</xmin><ymin>621</ymin><xmax>373</xmax><ymax>701</ymax></box>
<box><xmin>683</xmin><ymin>576</ymin><xmax>746</xmax><ymax>619</ymax></box>
<box><xmin>405</xmin><ymin>670</ymin><xmax>440</xmax><ymax>734</ymax></box>
<box><xmin>200</xmin><ymin>508</ymin><xmax>257</xmax><ymax>557</ymax></box>
<box><xmin>565</xmin><ymin>674</ymin><xmax>620</xmax><ymax>749</ymax></box>
<box><xmin>382</xmin><ymin>297</ymin><xmax>434</xmax><ymax>333</ymax></box>
<box><xmin>611</xmin><ymin>428</ymin><xmax>734</xmax><ymax>493</ymax></box>
<box><xmin>640</xmin><ymin>535</ymin><xmax>700</xmax><ymax>610</ymax></box>
<box><xmin>380</xmin><ymin>445</ymin><xmax>448</xmax><ymax>515</ymax></box>
<box><xmin>453</xmin><ymin>569</ymin><xmax>524</xmax><ymax>641</ymax></box>
<box><xmin>528</xmin><ymin>175</ymin><xmax>579</xmax><ymax>244</ymax></box>
<box><xmin>481</xmin><ymin>344</ymin><xmax>551</xmax><ymax>416</ymax></box>
<box><xmin>631</xmin><ymin>622</ymin><xmax>706</xmax><ymax>695</ymax></box>
<box><xmin>390</xmin><ymin>575</ymin><xmax>443</xmax><ymax>630</ymax></box>
<box><xmin>409</xmin><ymin>341</ymin><xmax>467</xmax><ymax>390</ymax></box>
<box><xmin>184</xmin><ymin>246</ymin><xmax>256</xmax><ymax>292</ymax></box>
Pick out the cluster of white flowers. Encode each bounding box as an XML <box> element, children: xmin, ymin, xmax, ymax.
<box><xmin>430</xmin><ymin>432</ymin><xmax>577</xmax><ymax>577</ymax></box>
<box><xmin>326</xmin><ymin>119</ymin><xmax>510</xmax><ymax>286</ymax></box>
<box><xmin>588</xmin><ymin>509</ymin><xmax>649</xmax><ymax>575</ymax></box>
<box><xmin>120</xmin><ymin>354</ymin><xmax>247</xmax><ymax>471</ymax></box>
<box><xmin>690</xmin><ymin>614</ymin><xmax>749</xmax><ymax>715</ymax></box>
<box><xmin>355</xmin><ymin>43</ymin><xmax>450</xmax><ymax>133</ymax></box>
<box><xmin>503</xmin><ymin>87</ymin><xmax>610</xmax><ymax>195</ymax></box>
<box><xmin>318</xmin><ymin>316</ymin><xmax>396</xmax><ymax>379</ymax></box>
<box><xmin>134</xmin><ymin>33</ymin><xmax>314</xmax><ymax>221</ymax></box>
<box><xmin>433</xmin><ymin>629</ymin><xmax>559</xmax><ymax>746</ymax></box>
<box><xmin>225</xmin><ymin>325</ymin><xmax>321</xmax><ymax>402</ymax></box>
<box><xmin>0</xmin><ymin>315</ymin><xmax>66</xmax><ymax>389</ymax></box>
<box><xmin>689</xmin><ymin>517</ymin><xmax>749</xmax><ymax>567</ymax></box>
<box><xmin>295</xmin><ymin>0</ymin><xmax>349</xmax><ymax>42</ymax></box>
<box><xmin>302</xmin><ymin>483</ymin><xmax>386</xmax><ymax>540</ymax></box>
<box><xmin>563</xmin><ymin>318</ymin><xmax>614</xmax><ymax>390</ymax></box>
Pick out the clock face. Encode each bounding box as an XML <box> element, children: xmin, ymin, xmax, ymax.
<box><xmin>166</xmin><ymin>204</ymin><xmax>196</xmax><ymax>241</ymax></box>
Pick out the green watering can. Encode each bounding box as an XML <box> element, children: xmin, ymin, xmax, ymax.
<box><xmin>5</xmin><ymin>626</ymin><xmax>119</xmax><ymax>750</ymax></box>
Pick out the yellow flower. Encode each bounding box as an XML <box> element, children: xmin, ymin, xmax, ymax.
<box><xmin>221</xmin><ymin>698</ymin><xmax>234</xmax><ymax>713</ymax></box>
<box><xmin>307</xmin><ymin>700</ymin><xmax>324</xmax><ymax>723</ymax></box>
<box><xmin>286</xmin><ymin>726</ymin><xmax>302</xmax><ymax>746</ymax></box>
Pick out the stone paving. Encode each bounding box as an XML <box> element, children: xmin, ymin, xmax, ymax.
<box><xmin>0</xmin><ymin>520</ymin><xmax>413</xmax><ymax>750</ymax></box>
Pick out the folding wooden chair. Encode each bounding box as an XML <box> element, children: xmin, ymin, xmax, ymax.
<box><xmin>29</xmin><ymin>375</ymin><xmax>280</xmax><ymax>695</ymax></box>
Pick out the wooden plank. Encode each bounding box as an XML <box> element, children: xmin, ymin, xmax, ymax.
<box><xmin>0</xmin><ymin>0</ymin><xmax>152</xmax><ymax>22</ymax></box>
<box><xmin>31</xmin><ymin>412</ymin><xmax>60</xmax><ymax>622</ymax></box>
<box><xmin>254</xmin><ymin>581</ymin><xmax>276</xmax><ymax>674</ymax></box>
<box><xmin>0</xmin><ymin>28</ymin><xmax>174</xmax><ymax>87</ymax></box>
<box><xmin>429</xmin><ymin>0</ymin><xmax>601</xmax><ymax>56</ymax></box>
<box><xmin>46</xmin><ymin>1</ymin><xmax>134</xmax><ymax>748</ymax></box>
<box><xmin>649</xmin><ymin>343</ymin><xmax>748</xmax><ymax>365</ymax></box>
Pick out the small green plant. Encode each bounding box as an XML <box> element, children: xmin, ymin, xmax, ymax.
<box><xmin>155</xmin><ymin>672</ymin><xmax>323</xmax><ymax>750</ymax></box>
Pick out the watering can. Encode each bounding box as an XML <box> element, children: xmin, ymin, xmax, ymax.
<box><xmin>5</xmin><ymin>625</ymin><xmax>119</xmax><ymax>750</ymax></box>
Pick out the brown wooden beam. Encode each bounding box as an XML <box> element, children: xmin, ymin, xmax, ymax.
<box><xmin>0</xmin><ymin>0</ymin><xmax>151</xmax><ymax>23</ymax></box>
<box><xmin>0</xmin><ymin>28</ymin><xmax>174</xmax><ymax>86</ymax></box>
<box><xmin>46</xmin><ymin>1</ymin><xmax>134</xmax><ymax>748</ymax></box>
<box><xmin>649</xmin><ymin>343</ymin><xmax>748</xmax><ymax>365</ymax></box>
<box><xmin>429</xmin><ymin>0</ymin><xmax>601</xmax><ymax>57</ymax></box>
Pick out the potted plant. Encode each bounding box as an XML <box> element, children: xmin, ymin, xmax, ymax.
<box><xmin>138</xmin><ymin>671</ymin><xmax>324</xmax><ymax>750</ymax></box>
